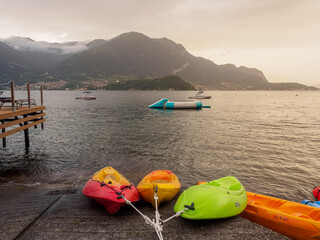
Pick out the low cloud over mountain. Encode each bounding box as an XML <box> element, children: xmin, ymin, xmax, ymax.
<box><xmin>2</xmin><ymin>36</ymin><xmax>88</xmax><ymax>54</ymax></box>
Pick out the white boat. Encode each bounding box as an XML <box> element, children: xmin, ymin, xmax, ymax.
<box><xmin>75</xmin><ymin>91</ymin><xmax>97</xmax><ymax>100</ymax></box>
<box><xmin>189</xmin><ymin>90</ymin><xmax>211</xmax><ymax>99</ymax></box>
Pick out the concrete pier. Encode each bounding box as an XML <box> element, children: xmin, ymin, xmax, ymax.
<box><xmin>0</xmin><ymin>186</ymin><xmax>289</xmax><ymax>240</ymax></box>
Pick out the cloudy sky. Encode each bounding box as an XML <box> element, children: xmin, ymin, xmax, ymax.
<box><xmin>1</xmin><ymin>0</ymin><xmax>319</xmax><ymax>85</ymax></box>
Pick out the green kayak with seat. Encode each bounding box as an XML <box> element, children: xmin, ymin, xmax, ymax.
<box><xmin>173</xmin><ymin>176</ymin><xmax>247</xmax><ymax>220</ymax></box>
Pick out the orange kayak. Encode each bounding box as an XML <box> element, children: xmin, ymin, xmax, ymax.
<box><xmin>137</xmin><ymin>170</ymin><xmax>181</xmax><ymax>208</ymax></box>
<box><xmin>240</xmin><ymin>192</ymin><xmax>320</xmax><ymax>240</ymax></box>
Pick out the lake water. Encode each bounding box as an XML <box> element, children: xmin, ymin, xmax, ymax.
<box><xmin>1</xmin><ymin>90</ymin><xmax>320</xmax><ymax>202</ymax></box>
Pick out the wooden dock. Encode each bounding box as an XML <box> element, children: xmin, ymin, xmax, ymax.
<box><xmin>0</xmin><ymin>82</ymin><xmax>46</xmax><ymax>148</ymax></box>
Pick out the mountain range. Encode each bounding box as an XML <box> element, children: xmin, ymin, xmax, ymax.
<box><xmin>0</xmin><ymin>32</ymin><xmax>317</xmax><ymax>90</ymax></box>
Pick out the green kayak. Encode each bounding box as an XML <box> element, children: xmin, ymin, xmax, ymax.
<box><xmin>173</xmin><ymin>176</ymin><xmax>247</xmax><ymax>220</ymax></box>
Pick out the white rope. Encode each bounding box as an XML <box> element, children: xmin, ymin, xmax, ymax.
<box><xmin>121</xmin><ymin>195</ymin><xmax>155</xmax><ymax>226</ymax></box>
<box><xmin>162</xmin><ymin>208</ymin><xmax>188</xmax><ymax>224</ymax></box>
<box><xmin>155</xmin><ymin>228</ymin><xmax>163</xmax><ymax>240</ymax></box>
<box><xmin>120</xmin><ymin>194</ymin><xmax>163</xmax><ymax>240</ymax></box>
<box><xmin>121</xmin><ymin>187</ymin><xmax>194</xmax><ymax>240</ymax></box>
<box><xmin>153</xmin><ymin>186</ymin><xmax>163</xmax><ymax>240</ymax></box>
<box><xmin>162</xmin><ymin>202</ymin><xmax>194</xmax><ymax>224</ymax></box>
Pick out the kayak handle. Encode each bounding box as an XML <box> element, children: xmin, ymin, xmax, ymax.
<box><xmin>184</xmin><ymin>202</ymin><xmax>195</xmax><ymax>210</ymax></box>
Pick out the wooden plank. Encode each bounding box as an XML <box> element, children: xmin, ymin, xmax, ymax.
<box><xmin>0</xmin><ymin>106</ymin><xmax>44</xmax><ymax>115</ymax></box>
<box><xmin>0</xmin><ymin>118</ymin><xmax>46</xmax><ymax>139</ymax></box>
<box><xmin>0</xmin><ymin>106</ymin><xmax>45</xmax><ymax>120</ymax></box>
<box><xmin>0</xmin><ymin>113</ymin><xmax>45</xmax><ymax>129</ymax></box>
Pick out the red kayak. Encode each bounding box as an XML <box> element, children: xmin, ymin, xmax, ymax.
<box><xmin>313</xmin><ymin>187</ymin><xmax>320</xmax><ymax>200</ymax></box>
<box><xmin>83</xmin><ymin>166</ymin><xmax>140</xmax><ymax>214</ymax></box>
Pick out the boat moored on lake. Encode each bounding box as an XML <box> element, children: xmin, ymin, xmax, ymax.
<box><xmin>75</xmin><ymin>91</ymin><xmax>97</xmax><ymax>100</ymax></box>
<box><xmin>189</xmin><ymin>90</ymin><xmax>211</xmax><ymax>99</ymax></box>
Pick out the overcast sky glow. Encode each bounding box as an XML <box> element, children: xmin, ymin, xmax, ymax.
<box><xmin>1</xmin><ymin>0</ymin><xmax>319</xmax><ymax>85</ymax></box>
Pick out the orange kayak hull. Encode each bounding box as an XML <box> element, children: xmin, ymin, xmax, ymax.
<box><xmin>240</xmin><ymin>192</ymin><xmax>320</xmax><ymax>240</ymax></box>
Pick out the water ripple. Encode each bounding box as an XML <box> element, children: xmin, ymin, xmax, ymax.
<box><xmin>1</xmin><ymin>91</ymin><xmax>320</xmax><ymax>201</ymax></box>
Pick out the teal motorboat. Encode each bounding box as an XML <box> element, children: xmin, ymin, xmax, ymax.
<box><xmin>149</xmin><ymin>98</ymin><xmax>210</xmax><ymax>109</ymax></box>
<box><xmin>173</xmin><ymin>176</ymin><xmax>247</xmax><ymax>220</ymax></box>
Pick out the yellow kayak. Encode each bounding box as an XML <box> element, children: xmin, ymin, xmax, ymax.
<box><xmin>137</xmin><ymin>170</ymin><xmax>181</xmax><ymax>208</ymax></box>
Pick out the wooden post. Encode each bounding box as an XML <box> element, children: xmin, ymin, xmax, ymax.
<box><xmin>1</xmin><ymin>120</ymin><xmax>6</xmax><ymax>148</ymax></box>
<box><xmin>40</xmin><ymin>85</ymin><xmax>43</xmax><ymax>106</ymax></box>
<box><xmin>23</xmin><ymin>114</ymin><xmax>30</xmax><ymax>149</ymax></box>
<box><xmin>11</xmin><ymin>81</ymin><xmax>15</xmax><ymax>111</ymax></box>
<box><xmin>27</xmin><ymin>83</ymin><xmax>31</xmax><ymax>109</ymax></box>
<box><xmin>24</xmin><ymin>128</ymin><xmax>30</xmax><ymax>149</ymax></box>
<box><xmin>40</xmin><ymin>85</ymin><xmax>44</xmax><ymax>129</ymax></box>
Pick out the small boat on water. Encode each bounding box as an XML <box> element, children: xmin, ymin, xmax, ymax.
<box><xmin>149</xmin><ymin>98</ymin><xmax>210</xmax><ymax>109</ymax></box>
<box><xmin>75</xmin><ymin>91</ymin><xmax>97</xmax><ymax>100</ymax></box>
<box><xmin>240</xmin><ymin>192</ymin><xmax>320</xmax><ymax>240</ymax></box>
<box><xmin>174</xmin><ymin>176</ymin><xmax>247</xmax><ymax>220</ymax></box>
<box><xmin>82</xmin><ymin>166</ymin><xmax>140</xmax><ymax>214</ymax></box>
<box><xmin>137</xmin><ymin>170</ymin><xmax>181</xmax><ymax>208</ymax></box>
<box><xmin>189</xmin><ymin>90</ymin><xmax>211</xmax><ymax>99</ymax></box>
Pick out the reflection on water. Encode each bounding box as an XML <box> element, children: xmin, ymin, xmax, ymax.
<box><xmin>1</xmin><ymin>90</ymin><xmax>320</xmax><ymax>201</ymax></box>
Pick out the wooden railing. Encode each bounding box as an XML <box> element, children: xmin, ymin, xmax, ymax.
<box><xmin>0</xmin><ymin>82</ymin><xmax>46</xmax><ymax>148</ymax></box>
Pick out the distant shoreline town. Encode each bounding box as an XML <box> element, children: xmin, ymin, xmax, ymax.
<box><xmin>8</xmin><ymin>78</ymin><xmax>318</xmax><ymax>91</ymax></box>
